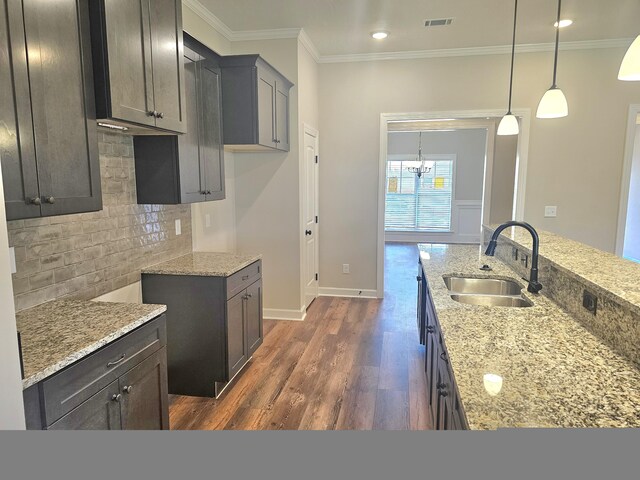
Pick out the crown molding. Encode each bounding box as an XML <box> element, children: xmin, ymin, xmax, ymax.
<box><xmin>318</xmin><ymin>38</ymin><xmax>634</xmax><ymax>64</ymax></box>
<box><xmin>232</xmin><ymin>27</ymin><xmax>302</xmax><ymax>42</ymax></box>
<box><xmin>298</xmin><ymin>29</ymin><xmax>321</xmax><ymax>62</ymax></box>
<box><xmin>182</xmin><ymin>0</ymin><xmax>233</xmax><ymax>41</ymax></box>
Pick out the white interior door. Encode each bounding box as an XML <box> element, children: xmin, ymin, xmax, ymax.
<box><xmin>303</xmin><ymin>129</ymin><xmax>319</xmax><ymax>308</ymax></box>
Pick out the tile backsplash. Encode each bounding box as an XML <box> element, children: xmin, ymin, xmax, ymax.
<box><xmin>7</xmin><ymin>132</ymin><xmax>192</xmax><ymax>312</ymax></box>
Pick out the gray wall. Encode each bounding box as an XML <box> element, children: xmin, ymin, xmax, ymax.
<box><xmin>8</xmin><ymin>133</ymin><xmax>192</xmax><ymax>312</ymax></box>
<box><xmin>0</xmin><ymin>154</ymin><xmax>26</xmax><ymax>429</ymax></box>
<box><xmin>387</xmin><ymin>129</ymin><xmax>487</xmax><ymax>201</ymax></box>
<box><xmin>624</xmin><ymin>125</ymin><xmax>640</xmax><ymax>262</ymax></box>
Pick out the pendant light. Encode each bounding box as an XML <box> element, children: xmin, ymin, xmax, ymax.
<box><xmin>498</xmin><ymin>0</ymin><xmax>520</xmax><ymax>136</ymax></box>
<box><xmin>619</xmin><ymin>35</ymin><xmax>640</xmax><ymax>81</ymax></box>
<box><xmin>537</xmin><ymin>0</ymin><xmax>568</xmax><ymax>119</ymax></box>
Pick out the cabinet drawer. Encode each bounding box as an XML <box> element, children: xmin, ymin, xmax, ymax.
<box><xmin>226</xmin><ymin>261</ymin><xmax>261</xmax><ymax>299</ymax></box>
<box><xmin>41</xmin><ymin>315</ymin><xmax>166</xmax><ymax>426</ymax></box>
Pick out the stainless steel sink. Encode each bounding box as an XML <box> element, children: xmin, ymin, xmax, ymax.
<box><xmin>443</xmin><ymin>276</ymin><xmax>523</xmax><ymax>296</ymax></box>
<box><xmin>449</xmin><ymin>294</ymin><xmax>533</xmax><ymax>308</ymax></box>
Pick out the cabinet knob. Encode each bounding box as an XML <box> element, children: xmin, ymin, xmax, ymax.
<box><xmin>426</xmin><ymin>326</ymin><xmax>435</xmax><ymax>334</ymax></box>
<box><xmin>148</xmin><ymin>110</ymin><xmax>158</xmax><ymax>117</ymax></box>
<box><xmin>438</xmin><ymin>390</ymin><xmax>449</xmax><ymax>398</ymax></box>
<box><xmin>123</xmin><ymin>385</ymin><xmax>133</xmax><ymax>394</ymax></box>
<box><xmin>440</xmin><ymin>352</ymin><xmax>448</xmax><ymax>363</ymax></box>
<box><xmin>28</xmin><ymin>197</ymin><xmax>41</xmax><ymax>206</ymax></box>
<box><xmin>305</xmin><ymin>230</ymin><xmax>312</xmax><ymax>236</ymax></box>
<box><xmin>111</xmin><ymin>394</ymin><xmax>122</xmax><ymax>403</ymax></box>
<box><xmin>157</xmin><ymin>112</ymin><xmax>165</xmax><ymax>119</ymax></box>
<box><xmin>416</xmin><ymin>275</ymin><xmax>422</xmax><ymax>282</ymax></box>
<box><xmin>44</xmin><ymin>196</ymin><xmax>55</xmax><ymax>204</ymax></box>
<box><xmin>437</xmin><ymin>382</ymin><xmax>446</xmax><ymax>390</ymax></box>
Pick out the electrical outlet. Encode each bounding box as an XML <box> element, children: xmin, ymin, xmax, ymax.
<box><xmin>544</xmin><ymin>206</ymin><xmax>558</xmax><ymax>218</ymax></box>
<box><xmin>175</xmin><ymin>219</ymin><xmax>181</xmax><ymax>236</ymax></box>
<box><xmin>583</xmin><ymin>290</ymin><xmax>598</xmax><ymax>315</ymax></box>
<box><xmin>205</xmin><ymin>214</ymin><xmax>211</xmax><ymax>228</ymax></box>
<box><xmin>9</xmin><ymin>247</ymin><xmax>16</xmax><ymax>274</ymax></box>
<box><xmin>342</xmin><ymin>264</ymin><xmax>350</xmax><ymax>274</ymax></box>
<box><xmin>512</xmin><ymin>247</ymin><xmax>519</xmax><ymax>261</ymax></box>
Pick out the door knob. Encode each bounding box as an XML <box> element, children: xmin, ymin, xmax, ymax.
<box><xmin>305</xmin><ymin>230</ymin><xmax>312</xmax><ymax>236</ymax></box>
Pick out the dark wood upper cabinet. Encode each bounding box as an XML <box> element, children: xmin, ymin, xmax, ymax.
<box><xmin>89</xmin><ymin>0</ymin><xmax>186</xmax><ymax>134</ymax></box>
<box><xmin>133</xmin><ymin>37</ymin><xmax>225</xmax><ymax>204</ymax></box>
<box><xmin>220</xmin><ymin>55</ymin><xmax>293</xmax><ymax>152</ymax></box>
<box><xmin>1</xmin><ymin>0</ymin><xmax>101</xmax><ymax>221</ymax></box>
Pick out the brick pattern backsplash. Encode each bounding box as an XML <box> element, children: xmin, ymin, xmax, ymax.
<box><xmin>8</xmin><ymin>132</ymin><xmax>192</xmax><ymax>312</ymax></box>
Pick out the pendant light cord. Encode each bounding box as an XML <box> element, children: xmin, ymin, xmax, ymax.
<box><xmin>552</xmin><ymin>0</ymin><xmax>562</xmax><ymax>87</ymax></box>
<box><xmin>507</xmin><ymin>0</ymin><xmax>518</xmax><ymax>114</ymax></box>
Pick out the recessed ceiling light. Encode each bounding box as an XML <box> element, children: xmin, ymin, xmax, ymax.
<box><xmin>371</xmin><ymin>31</ymin><xmax>389</xmax><ymax>40</ymax></box>
<box><xmin>554</xmin><ymin>19</ymin><xmax>573</xmax><ymax>28</ymax></box>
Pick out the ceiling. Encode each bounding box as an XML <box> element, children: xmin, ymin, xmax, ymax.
<box><xmin>198</xmin><ymin>0</ymin><xmax>640</xmax><ymax>56</ymax></box>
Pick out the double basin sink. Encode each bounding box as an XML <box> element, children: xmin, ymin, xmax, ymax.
<box><xmin>444</xmin><ymin>276</ymin><xmax>533</xmax><ymax>308</ymax></box>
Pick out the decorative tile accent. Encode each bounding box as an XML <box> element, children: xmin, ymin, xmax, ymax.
<box><xmin>7</xmin><ymin>133</ymin><xmax>192</xmax><ymax>312</ymax></box>
<box><xmin>483</xmin><ymin>225</ymin><xmax>640</xmax><ymax>366</ymax></box>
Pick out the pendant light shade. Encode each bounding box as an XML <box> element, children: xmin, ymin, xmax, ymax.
<box><xmin>498</xmin><ymin>0</ymin><xmax>519</xmax><ymax>136</ymax></box>
<box><xmin>497</xmin><ymin>114</ymin><xmax>520</xmax><ymax>135</ymax></box>
<box><xmin>537</xmin><ymin>0</ymin><xmax>568</xmax><ymax>119</ymax></box>
<box><xmin>536</xmin><ymin>87</ymin><xmax>568</xmax><ymax>118</ymax></box>
<box><xmin>619</xmin><ymin>35</ymin><xmax>640</xmax><ymax>81</ymax></box>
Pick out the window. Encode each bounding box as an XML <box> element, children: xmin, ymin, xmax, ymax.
<box><xmin>385</xmin><ymin>155</ymin><xmax>455</xmax><ymax>232</ymax></box>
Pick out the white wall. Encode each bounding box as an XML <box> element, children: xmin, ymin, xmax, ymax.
<box><xmin>624</xmin><ymin>125</ymin><xmax>640</xmax><ymax>262</ymax></box>
<box><xmin>0</xmin><ymin>161</ymin><xmax>26</xmax><ymax>429</ymax></box>
<box><xmin>318</xmin><ymin>47</ymin><xmax>640</xmax><ymax>292</ymax></box>
<box><xmin>230</xmin><ymin>38</ymin><xmax>303</xmax><ymax>315</ymax></box>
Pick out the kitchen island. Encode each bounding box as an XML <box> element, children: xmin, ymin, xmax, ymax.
<box><xmin>418</xmin><ymin>243</ymin><xmax>640</xmax><ymax>429</ymax></box>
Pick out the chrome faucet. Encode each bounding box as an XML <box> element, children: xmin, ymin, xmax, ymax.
<box><xmin>485</xmin><ymin>221</ymin><xmax>543</xmax><ymax>294</ymax></box>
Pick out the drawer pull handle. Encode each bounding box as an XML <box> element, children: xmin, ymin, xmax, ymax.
<box><xmin>242</xmin><ymin>275</ymin><xmax>249</xmax><ymax>281</ymax></box>
<box><xmin>107</xmin><ymin>354</ymin><xmax>126</xmax><ymax>368</ymax></box>
<box><xmin>123</xmin><ymin>385</ymin><xmax>133</xmax><ymax>394</ymax></box>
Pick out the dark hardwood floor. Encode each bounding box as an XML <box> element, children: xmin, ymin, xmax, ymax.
<box><xmin>169</xmin><ymin>243</ymin><xmax>432</xmax><ymax>430</ymax></box>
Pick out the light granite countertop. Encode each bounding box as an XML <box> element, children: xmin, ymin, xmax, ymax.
<box><xmin>17</xmin><ymin>300</ymin><xmax>166</xmax><ymax>389</ymax></box>
<box><xmin>142</xmin><ymin>252</ymin><xmax>262</xmax><ymax>277</ymax></box>
<box><xmin>485</xmin><ymin>224</ymin><xmax>640</xmax><ymax>316</ymax></box>
<box><xmin>418</xmin><ymin>243</ymin><xmax>640</xmax><ymax>429</ymax></box>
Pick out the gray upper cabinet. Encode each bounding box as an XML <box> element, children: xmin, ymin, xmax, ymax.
<box><xmin>1</xmin><ymin>0</ymin><xmax>102</xmax><ymax>221</ymax></box>
<box><xmin>220</xmin><ymin>55</ymin><xmax>293</xmax><ymax>152</ymax></box>
<box><xmin>133</xmin><ymin>37</ymin><xmax>225</xmax><ymax>205</ymax></box>
<box><xmin>89</xmin><ymin>0</ymin><xmax>186</xmax><ymax>134</ymax></box>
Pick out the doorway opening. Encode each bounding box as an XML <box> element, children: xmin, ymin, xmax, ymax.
<box><xmin>376</xmin><ymin>110</ymin><xmax>531</xmax><ymax>298</ymax></box>
<box><xmin>617</xmin><ymin>105</ymin><xmax>640</xmax><ymax>263</ymax></box>
<box><xmin>302</xmin><ymin>125</ymin><xmax>320</xmax><ymax>310</ymax></box>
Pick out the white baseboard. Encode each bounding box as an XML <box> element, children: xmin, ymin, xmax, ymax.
<box><xmin>263</xmin><ymin>308</ymin><xmax>307</xmax><ymax>321</ymax></box>
<box><xmin>318</xmin><ymin>287</ymin><xmax>379</xmax><ymax>299</ymax></box>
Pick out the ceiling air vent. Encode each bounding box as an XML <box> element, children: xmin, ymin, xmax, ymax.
<box><xmin>424</xmin><ymin>18</ymin><xmax>454</xmax><ymax>27</ymax></box>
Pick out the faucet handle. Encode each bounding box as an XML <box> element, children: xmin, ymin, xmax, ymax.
<box><xmin>527</xmin><ymin>281</ymin><xmax>543</xmax><ymax>294</ymax></box>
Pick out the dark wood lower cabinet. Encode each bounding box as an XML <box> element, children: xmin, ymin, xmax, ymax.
<box><xmin>24</xmin><ymin>316</ymin><xmax>169</xmax><ymax>430</ymax></box>
<box><xmin>419</xmin><ymin>259</ymin><xmax>468</xmax><ymax>430</ymax></box>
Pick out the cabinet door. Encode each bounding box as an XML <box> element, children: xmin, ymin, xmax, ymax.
<box><xmin>425</xmin><ymin>329</ymin><xmax>439</xmax><ymax>425</ymax></box>
<box><xmin>416</xmin><ymin>272</ymin><xmax>425</xmax><ymax>345</ymax></box>
<box><xmin>1</xmin><ymin>0</ymin><xmax>39</xmax><ymax>220</ymax></box>
<box><xmin>275</xmin><ymin>81</ymin><xmax>290</xmax><ymax>151</ymax></box>
<box><xmin>257</xmin><ymin>67</ymin><xmax>277</xmax><ymax>149</ymax></box>
<box><xmin>119</xmin><ymin>348</ymin><xmax>169</xmax><ymax>430</ymax></box>
<box><xmin>49</xmin><ymin>381</ymin><xmax>121</xmax><ymax>430</ymax></box>
<box><xmin>227</xmin><ymin>291</ymin><xmax>248</xmax><ymax>381</ymax></box>
<box><xmin>178</xmin><ymin>48</ymin><xmax>204</xmax><ymax>203</ymax></box>
<box><xmin>22</xmin><ymin>0</ymin><xmax>101</xmax><ymax>217</ymax></box>
<box><xmin>245</xmin><ymin>279</ymin><xmax>263</xmax><ymax>357</ymax></box>
<box><xmin>149</xmin><ymin>0</ymin><xmax>185</xmax><ymax>133</ymax></box>
<box><xmin>200</xmin><ymin>60</ymin><xmax>226</xmax><ymax>201</ymax></box>
<box><xmin>103</xmin><ymin>0</ymin><xmax>155</xmax><ymax>127</ymax></box>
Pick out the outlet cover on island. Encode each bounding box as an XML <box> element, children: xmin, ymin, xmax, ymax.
<box><xmin>9</xmin><ymin>247</ymin><xmax>16</xmax><ymax>274</ymax></box>
<box><xmin>343</xmin><ymin>264</ymin><xmax>350</xmax><ymax>274</ymax></box>
<box><xmin>175</xmin><ymin>219</ymin><xmax>181</xmax><ymax>236</ymax></box>
<box><xmin>544</xmin><ymin>206</ymin><xmax>558</xmax><ymax>218</ymax></box>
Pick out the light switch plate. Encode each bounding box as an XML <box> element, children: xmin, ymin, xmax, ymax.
<box><xmin>9</xmin><ymin>247</ymin><xmax>16</xmax><ymax>274</ymax></box>
<box><xmin>544</xmin><ymin>206</ymin><xmax>558</xmax><ymax>218</ymax></box>
<box><xmin>175</xmin><ymin>219</ymin><xmax>181</xmax><ymax>236</ymax></box>
<box><xmin>205</xmin><ymin>214</ymin><xmax>211</xmax><ymax>228</ymax></box>
<box><xmin>342</xmin><ymin>264</ymin><xmax>350</xmax><ymax>274</ymax></box>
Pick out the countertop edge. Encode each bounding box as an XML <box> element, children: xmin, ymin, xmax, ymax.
<box><xmin>21</xmin><ymin>304</ymin><xmax>167</xmax><ymax>390</ymax></box>
<box><xmin>141</xmin><ymin>254</ymin><xmax>262</xmax><ymax>278</ymax></box>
